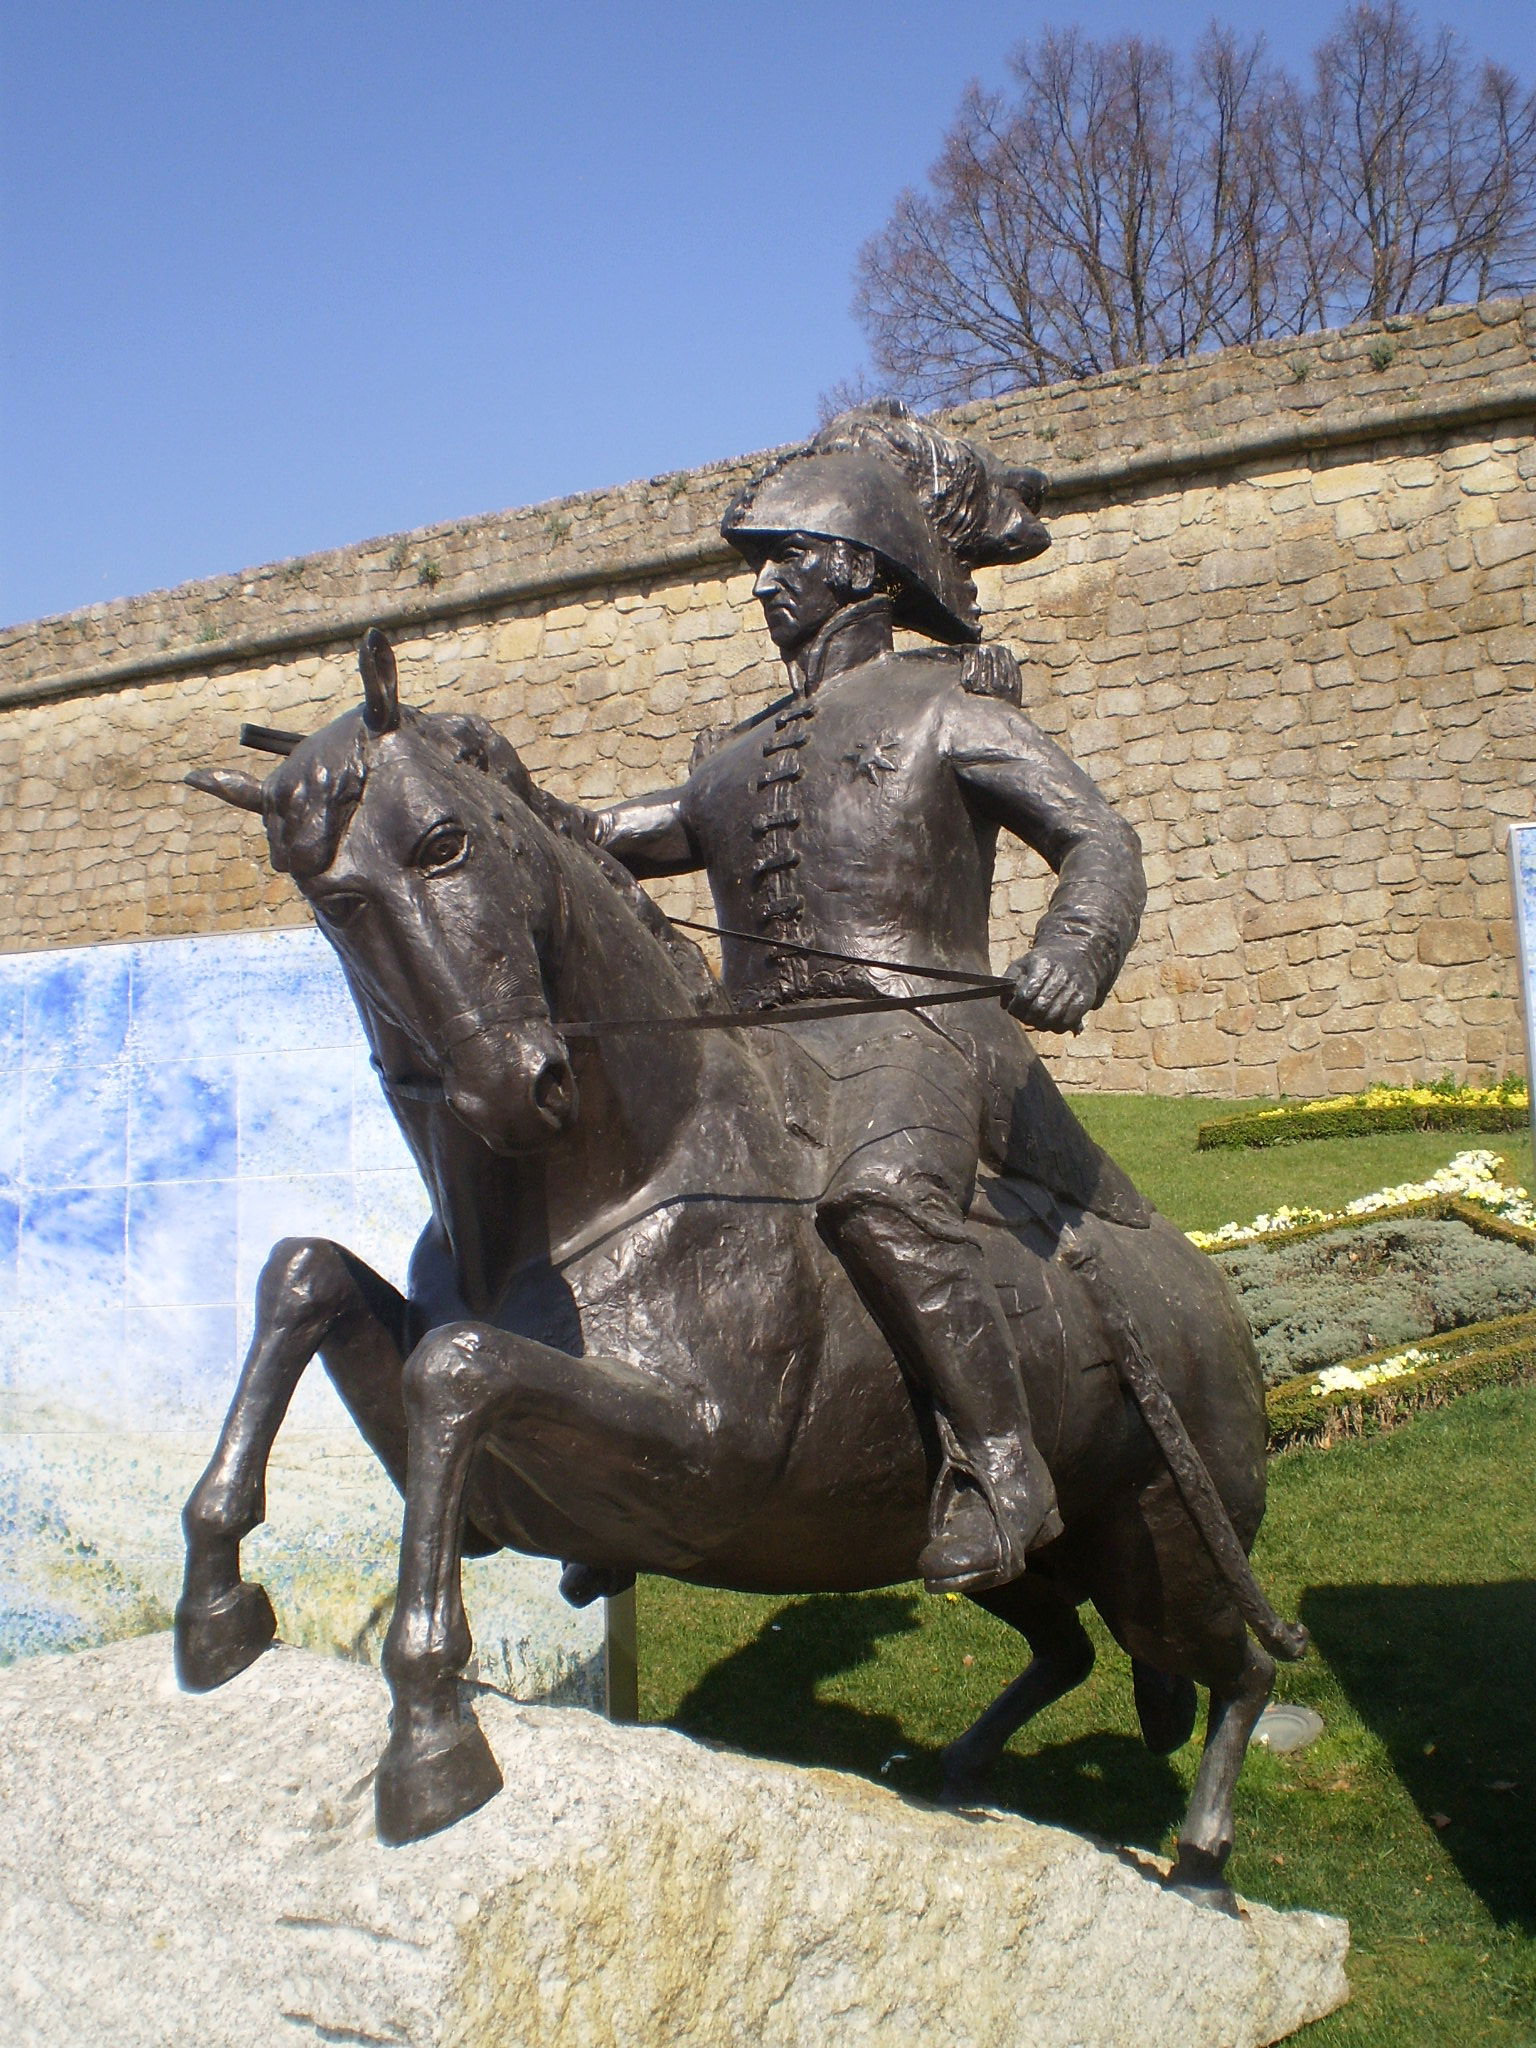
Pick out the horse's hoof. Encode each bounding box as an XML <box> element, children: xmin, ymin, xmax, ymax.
<box><xmin>375</xmin><ymin>1711</ymin><xmax>503</xmax><ymax>1846</ymax></box>
<box><xmin>173</xmin><ymin>1581</ymin><xmax>277</xmax><ymax>1692</ymax></box>
<box><xmin>1164</xmin><ymin>1846</ymin><xmax>1241</xmax><ymax>1917</ymax></box>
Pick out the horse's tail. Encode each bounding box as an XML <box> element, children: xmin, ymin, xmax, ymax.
<box><xmin>1060</xmin><ymin>1226</ymin><xmax>1310</xmax><ymax>1665</ymax></box>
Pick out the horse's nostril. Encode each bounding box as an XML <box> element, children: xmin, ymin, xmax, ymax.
<box><xmin>532</xmin><ymin>1058</ymin><xmax>576</xmax><ymax>1127</ymax></box>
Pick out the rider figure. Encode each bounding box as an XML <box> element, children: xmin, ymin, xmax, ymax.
<box><xmin>589</xmin><ymin>405</ymin><xmax>1147</xmax><ymax>1594</ymax></box>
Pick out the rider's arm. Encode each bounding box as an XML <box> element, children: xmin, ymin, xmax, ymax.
<box><xmin>585</xmin><ymin>788</ymin><xmax>704</xmax><ymax>879</ymax></box>
<box><xmin>946</xmin><ymin>693</ymin><xmax>1146</xmax><ymax>1028</ymax></box>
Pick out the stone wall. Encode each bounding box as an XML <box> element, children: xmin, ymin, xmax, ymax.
<box><xmin>4</xmin><ymin>297</ymin><xmax>1534</xmax><ymax>1096</ymax></box>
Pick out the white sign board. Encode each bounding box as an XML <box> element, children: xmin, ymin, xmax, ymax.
<box><xmin>1508</xmin><ymin>824</ymin><xmax>1536</xmax><ymax>1091</ymax></box>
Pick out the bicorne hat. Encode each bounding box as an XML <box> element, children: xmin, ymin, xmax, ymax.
<box><xmin>721</xmin><ymin>448</ymin><xmax>981</xmax><ymax>645</ymax></box>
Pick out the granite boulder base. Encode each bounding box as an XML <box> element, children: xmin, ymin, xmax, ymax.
<box><xmin>0</xmin><ymin>1636</ymin><xmax>1349</xmax><ymax>2048</ymax></box>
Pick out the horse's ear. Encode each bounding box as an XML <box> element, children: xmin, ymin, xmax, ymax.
<box><xmin>359</xmin><ymin>627</ymin><xmax>401</xmax><ymax>735</ymax></box>
<box><xmin>185</xmin><ymin>767</ymin><xmax>265</xmax><ymax>813</ymax></box>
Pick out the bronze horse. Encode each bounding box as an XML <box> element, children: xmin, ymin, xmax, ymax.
<box><xmin>179</xmin><ymin>632</ymin><xmax>1291</xmax><ymax>1907</ymax></box>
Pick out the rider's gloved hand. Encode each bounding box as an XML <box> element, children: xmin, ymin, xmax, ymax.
<box><xmin>1003</xmin><ymin>944</ymin><xmax>1098</xmax><ymax>1033</ymax></box>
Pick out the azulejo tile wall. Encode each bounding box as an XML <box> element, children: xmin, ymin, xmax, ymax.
<box><xmin>0</xmin><ymin>926</ymin><xmax>421</xmax><ymax>1426</ymax></box>
<box><xmin>0</xmin><ymin>928</ymin><xmax>604</xmax><ymax>1700</ymax></box>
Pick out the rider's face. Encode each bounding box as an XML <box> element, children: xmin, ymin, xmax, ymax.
<box><xmin>752</xmin><ymin>535</ymin><xmax>852</xmax><ymax>657</ymax></box>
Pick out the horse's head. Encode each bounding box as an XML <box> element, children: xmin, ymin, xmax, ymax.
<box><xmin>190</xmin><ymin>630</ymin><xmax>581</xmax><ymax>1154</ymax></box>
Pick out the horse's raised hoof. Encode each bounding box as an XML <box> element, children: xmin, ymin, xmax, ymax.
<box><xmin>374</xmin><ymin>1709</ymin><xmax>504</xmax><ymax>1846</ymax></box>
<box><xmin>1164</xmin><ymin>1845</ymin><xmax>1241</xmax><ymax>1917</ymax></box>
<box><xmin>173</xmin><ymin>1580</ymin><xmax>277</xmax><ymax>1692</ymax></box>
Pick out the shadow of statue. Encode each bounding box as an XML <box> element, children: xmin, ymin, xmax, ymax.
<box><xmin>1302</xmin><ymin>1581</ymin><xmax>1536</xmax><ymax>1931</ymax></box>
<box><xmin>666</xmin><ymin>1589</ymin><xmax>1189</xmax><ymax>1854</ymax></box>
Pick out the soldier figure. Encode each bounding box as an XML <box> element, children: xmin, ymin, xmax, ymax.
<box><xmin>590</xmin><ymin>405</ymin><xmax>1147</xmax><ymax>1594</ymax></box>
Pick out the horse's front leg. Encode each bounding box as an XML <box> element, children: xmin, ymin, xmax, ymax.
<box><xmin>176</xmin><ymin>1237</ymin><xmax>411</xmax><ymax>1691</ymax></box>
<box><xmin>376</xmin><ymin>1319</ymin><xmax>724</xmax><ymax>1844</ymax></box>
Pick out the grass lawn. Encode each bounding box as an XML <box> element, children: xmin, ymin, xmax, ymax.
<box><xmin>635</xmin><ymin>1096</ymin><xmax>1536</xmax><ymax>2045</ymax></box>
<box><xmin>1061</xmin><ymin>1092</ymin><xmax>1534</xmax><ymax>1237</ymax></box>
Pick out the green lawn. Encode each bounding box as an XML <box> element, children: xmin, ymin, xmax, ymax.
<box><xmin>1062</xmin><ymin>1092</ymin><xmax>1533</xmax><ymax>1238</ymax></box>
<box><xmin>635</xmin><ymin>1095</ymin><xmax>1536</xmax><ymax>2045</ymax></box>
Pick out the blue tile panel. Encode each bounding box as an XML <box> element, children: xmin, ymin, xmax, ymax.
<box><xmin>0</xmin><ymin>929</ymin><xmax>428</xmax><ymax>1428</ymax></box>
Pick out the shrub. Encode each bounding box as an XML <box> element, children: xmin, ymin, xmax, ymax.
<box><xmin>1197</xmin><ymin>1080</ymin><xmax>1528</xmax><ymax>1151</ymax></box>
<box><xmin>1215</xmin><ymin>1215</ymin><xmax>1536</xmax><ymax>1384</ymax></box>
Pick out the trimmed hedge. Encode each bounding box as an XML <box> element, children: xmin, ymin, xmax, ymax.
<box><xmin>1198</xmin><ymin>1098</ymin><xmax>1528</xmax><ymax>1150</ymax></box>
<box><xmin>1265</xmin><ymin>1310</ymin><xmax>1536</xmax><ymax>1450</ymax></box>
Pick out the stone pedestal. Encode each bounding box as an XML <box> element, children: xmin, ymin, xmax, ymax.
<box><xmin>0</xmin><ymin>1636</ymin><xmax>1348</xmax><ymax>2047</ymax></box>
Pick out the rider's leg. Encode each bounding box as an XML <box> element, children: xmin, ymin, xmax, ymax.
<box><xmin>819</xmin><ymin>1170</ymin><xmax>1062</xmax><ymax>1592</ymax></box>
<box><xmin>807</xmin><ymin>1019</ymin><xmax>1060</xmax><ymax>1593</ymax></box>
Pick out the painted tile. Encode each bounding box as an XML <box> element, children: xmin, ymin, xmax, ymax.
<box><xmin>350</xmin><ymin>1045</ymin><xmax>416</xmax><ymax>1174</ymax></box>
<box><xmin>238</xmin><ymin>1047</ymin><xmax>353</xmax><ymax>1179</ymax></box>
<box><xmin>22</xmin><ymin>1062</ymin><xmax>129</xmax><ymax>1190</ymax></box>
<box><xmin>19</xmin><ymin>1187</ymin><xmax>127</xmax><ymax>1305</ymax></box>
<box><xmin>127</xmin><ymin>1179</ymin><xmax>238</xmax><ymax>1309</ymax></box>
<box><xmin>7</xmin><ymin>1302</ymin><xmax>128</xmax><ymax>1418</ymax></box>
<box><xmin>128</xmin><ymin>1059</ymin><xmax>237</xmax><ymax>1184</ymax></box>
<box><xmin>0</xmin><ymin>1077</ymin><xmax>19</xmax><ymax>1193</ymax></box>
<box><xmin>238</xmin><ymin>927</ymin><xmax>356</xmax><ymax>1053</ymax></box>
<box><xmin>127</xmin><ymin>935</ymin><xmax>245</xmax><ymax>1064</ymax></box>
<box><xmin>0</xmin><ymin>1194</ymin><xmax>18</xmax><ymax>1301</ymax></box>
<box><xmin>123</xmin><ymin>1304</ymin><xmax>239</xmax><ymax>1420</ymax></box>
<box><xmin>24</xmin><ymin>949</ymin><xmax>131</xmax><ymax>1071</ymax></box>
<box><xmin>0</xmin><ymin>965</ymin><xmax>25</xmax><ymax>1067</ymax></box>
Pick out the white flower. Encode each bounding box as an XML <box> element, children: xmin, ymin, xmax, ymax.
<box><xmin>1187</xmin><ymin>1150</ymin><xmax>1536</xmax><ymax>1250</ymax></box>
<box><xmin>1311</xmin><ymin>1347</ymin><xmax>1432</xmax><ymax>1397</ymax></box>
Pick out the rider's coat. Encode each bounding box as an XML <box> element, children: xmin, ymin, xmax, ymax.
<box><xmin>595</xmin><ymin>602</ymin><xmax>1150</xmax><ymax>1225</ymax></box>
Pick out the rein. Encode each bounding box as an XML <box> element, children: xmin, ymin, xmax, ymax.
<box><xmin>562</xmin><ymin>918</ymin><xmax>1013</xmax><ymax>1037</ymax></box>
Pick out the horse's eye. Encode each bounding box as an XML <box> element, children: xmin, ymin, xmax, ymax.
<box><xmin>414</xmin><ymin>822</ymin><xmax>470</xmax><ymax>874</ymax></box>
<box><xmin>317</xmin><ymin>890</ymin><xmax>368</xmax><ymax>929</ymax></box>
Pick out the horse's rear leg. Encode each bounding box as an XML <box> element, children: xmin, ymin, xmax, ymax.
<box><xmin>176</xmin><ymin>1238</ymin><xmax>410</xmax><ymax>1691</ymax></box>
<box><xmin>939</xmin><ymin>1576</ymin><xmax>1095</xmax><ymax>1806</ymax></box>
<box><xmin>1167</xmin><ymin>1637</ymin><xmax>1275</xmax><ymax>1912</ymax></box>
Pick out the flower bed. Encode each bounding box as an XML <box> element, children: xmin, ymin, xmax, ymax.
<box><xmin>1195</xmin><ymin>1081</ymin><xmax>1528</xmax><ymax>1152</ymax></box>
<box><xmin>1183</xmin><ymin>1151</ymin><xmax>1536</xmax><ymax>1448</ymax></box>
<box><xmin>1264</xmin><ymin>1314</ymin><xmax>1536</xmax><ymax>1450</ymax></box>
<box><xmin>1214</xmin><ymin>1215</ymin><xmax>1536</xmax><ymax>1385</ymax></box>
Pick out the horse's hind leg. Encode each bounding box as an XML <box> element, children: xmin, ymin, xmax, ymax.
<box><xmin>1167</xmin><ymin>1636</ymin><xmax>1275</xmax><ymax>1912</ymax></box>
<box><xmin>939</xmin><ymin>1576</ymin><xmax>1095</xmax><ymax>1806</ymax></box>
<box><xmin>176</xmin><ymin>1237</ymin><xmax>410</xmax><ymax>1691</ymax></box>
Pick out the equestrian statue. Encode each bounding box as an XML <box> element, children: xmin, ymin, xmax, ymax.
<box><xmin>178</xmin><ymin>402</ymin><xmax>1303</xmax><ymax>1910</ymax></box>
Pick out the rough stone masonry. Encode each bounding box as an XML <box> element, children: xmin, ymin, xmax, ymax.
<box><xmin>2</xmin><ymin>297</ymin><xmax>1533</xmax><ymax>1095</ymax></box>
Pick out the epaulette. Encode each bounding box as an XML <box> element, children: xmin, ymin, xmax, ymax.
<box><xmin>959</xmin><ymin>643</ymin><xmax>1023</xmax><ymax>705</ymax></box>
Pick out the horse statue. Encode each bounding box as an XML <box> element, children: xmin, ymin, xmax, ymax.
<box><xmin>178</xmin><ymin>629</ymin><xmax>1299</xmax><ymax>1909</ymax></box>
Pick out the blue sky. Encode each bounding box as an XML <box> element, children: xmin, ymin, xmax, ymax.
<box><xmin>3</xmin><ymin>0</ymin><xmax>1532</xmax><ymax>626</ymax></box>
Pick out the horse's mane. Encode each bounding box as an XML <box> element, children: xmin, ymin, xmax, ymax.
<box><xmin>264</xmin><ymin>702</ymin><xmax>727</xmax><ymax>1016</ymax></box>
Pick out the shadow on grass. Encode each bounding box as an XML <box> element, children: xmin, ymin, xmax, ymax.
<box><xmin>667</xmin><ymin>1590</ymin><xmax>1188</xmax><ymax>1854</ymax></box>
<box><xmin>1302</xmin><ymin>1581</ymin><xmax>1536</xmax><ymax>1932</ymax></box>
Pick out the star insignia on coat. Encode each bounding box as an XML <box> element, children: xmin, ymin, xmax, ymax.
<box><xmin>845</xmin><ymin>733</ymin><xmax>901</xmax><ymax>784</ymax></box>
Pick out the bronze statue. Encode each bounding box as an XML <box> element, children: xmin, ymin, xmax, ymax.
<box><xmin>177</xmin><ymin>414</ymin><xmax>1303</xmax><ymax>1913</ymax></box>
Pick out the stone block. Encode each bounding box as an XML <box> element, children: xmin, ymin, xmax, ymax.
<box><xmin>1417</xmin><ymin>920</ymin><xmax>1491</xmax><ymax>966</ymax></box>
<box><xmin>0</xmin><ymin>1640</ymin><xmax>1349</xmax><ymax>2048</ymax></box>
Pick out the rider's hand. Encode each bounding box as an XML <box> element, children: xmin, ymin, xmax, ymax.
<box><xmin>1004</xmin><ymin>946</ymin><xmax>1098</xmax><ymax>1033</ymax></box>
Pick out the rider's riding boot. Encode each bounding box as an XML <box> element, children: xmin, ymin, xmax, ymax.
<box><xmin>822</xmin><ymin>1192</ymin><xmax>1063</xmax><ymax>1595</ymax></box>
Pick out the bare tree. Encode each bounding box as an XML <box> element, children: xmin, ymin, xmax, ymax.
<box><xmin>852</xmin><ymin>3</ymin><xmax>1536</xmax><ymax>404</ymax></box>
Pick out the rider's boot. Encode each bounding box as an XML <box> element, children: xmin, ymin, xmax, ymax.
<box><xmin>824</xmin><ymin>1192</ymin><xmax>1063</xmax><ymax>1595</ymax></box>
